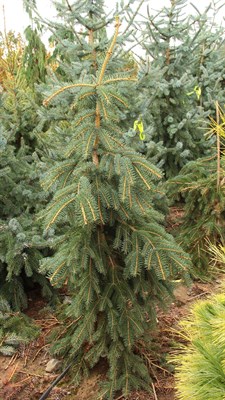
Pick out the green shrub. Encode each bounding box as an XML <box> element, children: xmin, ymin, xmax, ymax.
<box><xmin>173</xmin><ymin>286</ymin><xmax>225</xmax><ymax>400</ymax></box>
<box><xmin>166</xmin><ymin>154</ymin><xmax>225</xmax><ymax>277</ymax></box>
<box><xmin>0</xmin><ymin>297</ymin><xmax>39</xmax><ymax>356</ymax></box>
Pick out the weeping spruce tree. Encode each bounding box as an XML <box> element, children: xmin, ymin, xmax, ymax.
<box><xmin>36</xmin><ymin>1</ymin><xmax>192</xmax><ymax>397</ymax></box>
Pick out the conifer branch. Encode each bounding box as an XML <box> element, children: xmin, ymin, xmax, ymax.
<box><xmin>147</xmin><ymin>9</ymin><xmax>170</xmax><ymax>40</ymax></box>
<box><xmin>98</xmin><ymin>17</ymin><xmax>121</xmax><ymax>85</ymax></box>
<box><xmin>79</xmin><ymin>91</ymin><xmax>96</xmax><ymax>100</ymax></box>
<box><xmin>62</xmin><ymin>170</ymin><xmax>74</xmax><ymax>188</ymax></box>
<box><xmin>100</xmin><ymin>99</ymin><xmax>108</xmax><ymax>119</ymax></box>
<box><xmin>88</xmin><ymin>18</ymin><xmax>97</xmax><ymax>71</ymax></box>
<box><xmin>109</xmin><ymin>93</ymin><xmax>129</xmax><ymax>107</ymax></box>
<box><xmin>170</xmin><ymin>256</ymin><xmax>187</xmax><ymax>271</ymax></box>
<box><xmin>74</xmin><ymin>112</ymin><xmax>96</xmax><ymax>127</ymax></box>
<box><xmin>156</xmin><ymin>253</ymin><xmax>166</xmax><ymax>280</ymax></box>
<box><xmin>92</xmin><ymin>101</ymin><xmax>101</xmax><ymax>166</ymax></box>
<box><xmin>46</xmin><ymin>197</ymin><xmax>76</xmax><ymax>229</ymax></box>
<box><xmin>133</xmin><ymin>166</ymin><xmax>151</xmax><ymax>190</ymax></box>
<box><xmin>42</xmin><ymin>162</ymin><xmax>76</xmax><ymax>191</ymax></box>
<box><xmin>80</xmin><ymin>202</ymin><xmax>88</xmax><ymax>224</ymax></box>
<box><xmin>123</xmin><ymin>0</ymin><xmax>145</xmax><ymax>35</ymax></box>
<box><xmin>65</xmin><ymin>0</ymin><xmax>72</xmax><ymax>11</ymax></box>
<box><xmin>216</xmin><ymin>101</ymin><xmax>220</xmax><ymax>191</ymax></box>
<box><xmin>103</xmin><ymin>77</ymin><xmax>137</xmax><ymax>85</ymax></box>
<box><xmin>133</xmin><ymin>161</ymin><xmax>162</xmax><ymax>178</ymax></box>
<box><xmin>43</xmin><ymin>83</ymin><xmax>95</xmax><ymax>106</ymax></box>
<box><xmin>50</xmin><ymin>262</ymin><xmax>66</xmax><ymax>284</ymax></box>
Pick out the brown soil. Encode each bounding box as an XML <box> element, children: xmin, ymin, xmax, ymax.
<box><xmin>0</xmin><ymin>279</ymin><xmax>220</xmax><ymax>400</ymax></box>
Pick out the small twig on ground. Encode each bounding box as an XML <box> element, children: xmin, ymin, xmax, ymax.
<box><xmin>4</xmin><ymin>353</ymin><xmax>18</xmax><ymax>370</ymax></box>
<box><xmin>8</xmin><ymin>361</ymin><xmax>19</xmax><ymax>382</ymax></box>
<box><xmin>23</xmin><ymin>344</ymin><xmax>32</xmax><ymax>367</ymax></box>
<box><xmin>32</xmin><ymin>344</ymin><xmax>49</xmax><ymax>362</ymax></box>
<box><xmin>114</xmin><ymin>394</ymin><xmax>124</xmax><ymax>400</ymax></box>
<box><xmin>151</xmin><ymin>382</ymin><xmax>159</xmax><ymax>400</ymax></box>
<box><xmin>148</xmin><ymin>359</ymin><xmax>172</xmax><ymax>376</ymax></box>
<box><xmin>19</xmin><ymin>370</ymin><xmax>46</xmax><ymax>378</ymax></box>
<box><xmin>145</xmin><ymin>359</ymin><xmax>159</xmax><ymax>383</ymax></box>
<box><xmin>14</xmin><ymin>376</ymin><xmax>32</xmax><ymax>387</ymax></box>
<box><xmin>187</xmin><ymin>291</ymin><xmax>211</xmax><ymax>301</ymax></box>
<box><xmin>35</xmin><ymin>316</ymin><xmax>60</xmax><ymax>330</ymax></box>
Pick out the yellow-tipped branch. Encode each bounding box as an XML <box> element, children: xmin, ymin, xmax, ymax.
<box><xmin>43</xmin><ymin>83</ymin><xmax>95</xmax><ymax>106</ymax></box>
<box><xmin>97</xmin><ymin>17</ymin><xmax>121</xmax><ymax>85</ymax></box>
<box><xmin>109</xmin><ymin>93</ymin><xmax>129</xmax><ymax>107</ymax></box>
<box><xmin>103</xmin><ymin>77</ymin><xmax>137</xmax><ymax>85</ymax></box>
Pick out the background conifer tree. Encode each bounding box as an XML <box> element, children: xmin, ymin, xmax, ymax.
<box><xmin>22</xmin><ymin>25</ymin><xmax>47</xmax><ymax>87</ymax></box>
<box><xmin>29</xmin><ymin>1</ymin><xmax>193</xmax><ymax>397</ymax></box>
<box><xmin>0</xmin><ymin>30</ymin><xmax>53</xmax><ymax>309</ymax></box>
<box><xmin>190</xmin><ymin>1</ymin><xmax>225</xmax><ymax>115</ymax></box>
<box><xmin>166</xmin><ymin>106</ymin><xmax>225</xmax><ymax>276</ymax></box>
<box><xmin>0</xmin><ymin>296</ymin><xmax>39</xmax><ymax>355</ymax></box>
<box><xmin>166</xmin><ymin>154</ymin><xmax>225</xmax><ymax>276</ymax></box>
<box><xmin>132</xmin><ymin>0</ymin><xmax>225</xmax><ymax>178</ymax></box>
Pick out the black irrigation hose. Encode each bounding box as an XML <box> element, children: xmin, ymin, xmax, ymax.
<box><xmin>38</xmin><ymin>355</ymin><xmax>78</xmax><ymax>400</ymax></box>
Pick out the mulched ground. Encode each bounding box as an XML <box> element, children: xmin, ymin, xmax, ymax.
<box><xmin>0</xmin><ymin>280</ymin><xmax>219</xmax><ymax>400</ymax></box>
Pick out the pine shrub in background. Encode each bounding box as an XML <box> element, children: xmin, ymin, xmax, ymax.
<box><xmin>0</xmin><ymin>30</ymin><xmax>54</xmax><ymax>310</ymax></box>
<box><xmin>166</xmin><ymin>156</ymin><xmax>225</xmax><ymax>278</ymax></box>
<box><xmin>0</xmin><ymin>297</ymin><xmax>39</xmax><ymax>356</ymax></box>
<box><xmin>166</xmin><ymin>108</ymin><xmax>225</xmax><ymax>277</ymax></box>
<box><xmin>23</xmin><ymin>26</ymin><xmax>47</xmax><ymax>87</ymax></box>
<box><xmin>191</xmin><ymin>1</ymin><xmax>225</xmax><ymax>115</ymax></box>
<box><xmin>130</xmin><ymin>0</ymin><xmax>225</xmax><ymax>178</ymax></box>
<box><xmin>24</xmin><ymin>0</ymin><xmax>193</xmax><ymax>397</ymax></box>
<box><xmin>173</xmin><ymin>283</ymin><xmax>225</xmax><ymax>400</ymax></box>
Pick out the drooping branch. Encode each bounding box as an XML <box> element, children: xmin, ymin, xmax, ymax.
<box><xmin>92</xmin><ymin>101</ymin><xmax>101</xmax><ymax>166</ymax></box>
<box><xmin>43</xmin><ymin>83</ymin><xmax>95</xmax><ymax>106</ymax></box>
